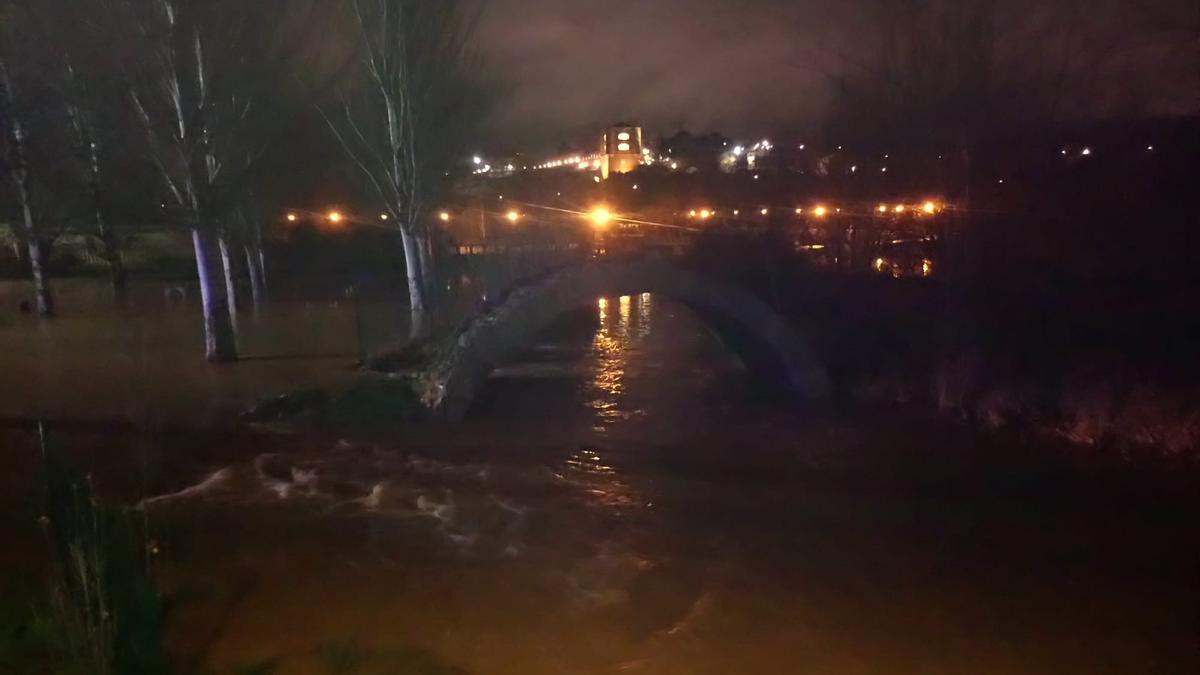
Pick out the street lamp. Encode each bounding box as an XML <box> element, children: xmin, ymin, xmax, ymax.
<box><xmin>439</xmin><ymin>211</ymin><xmax>451</xmax><ymax>222</ymax></box>
<box><xmin>285</xmin><ymin>213</ymin><xmax>297</xmax><ymax>223</ymax></box>
<box><xmin>327</xmin><ymin>211</ymin><xmax>343</xmax><ymax>224</ymax></box>
<box><xmin>506</xmin><ymin>210</ymin><xmax>520</xmax><ymax>223</ymax></box>
<box><xmin>589</xmin><ymin>206</ymin><xmax>612</xmax><ymax>230</ymax></box>
<box><xmin>922</xmin><ymin>201</ymin><xmax>937</xmax><ymax>215</ymax></box>
<box><xmin>813</xmin><ymin>206</ymin><xmax>828</xmax><ymax>218</ymax></box>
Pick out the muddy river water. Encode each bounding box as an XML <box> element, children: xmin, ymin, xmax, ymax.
<box><xmin>1</xmin><ymin>280</ymin><xmax>1196</xmax><ymax>674</ymax></box>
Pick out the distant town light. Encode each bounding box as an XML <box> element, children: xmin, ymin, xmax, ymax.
<box><xmin>380</xmin><ymin>213</ymin><xmax>388</xmax><ymax>221</ymax></box>
<box><xmin>922</xmin><ymin>201</ymin><xmax>937</xmax><ymax>214</ymax></box>
<box><xmin>1146</xmin><ymin>145</ymin><xmax>1154</xmax><ymax>151</ymax></box>
<box><xmin>760</xmin><ymin>208</ymin><xmax>769</xmax><ymax>216</ymax></box>
<box><xmin>733</xmin><ymin>210</ymin><xmax>740</xmax><ymax>216</ymax></box>
<box><xmin>617</xmin><ymin>142</ymin><xmax>631</xmax><ymax>152</ymax></box>
<box><xmin>689</xmin><ymin>210</ymin><xmax>697</xmax><ymax>218</ymax></box>
<box><xmin>506</xmin><ymin>210</ymin><xmax>520</xmax><ymax>223</ymax></box>
<box><xmin>894</xmin><ymin>205</ymin><xmax>905</xmax><ymax>213</ymax></box>
<box><xmin>813</xmin><ymin>206</ymin><xmax>828</xmax><ymax>217</ymax></box>
<box><xmin>327</xmin><ymin>211</ymin><xmax>343</xmax><ymax>223</ymax></box>
<box><xmin>874</xmin><ymin>257</ymin><xmax>886</xmax><ymax>272</ymax></box>
<box><xmin>795</xmin><ymin>208</ymin><xmax>803</xmax><ymax>215</ymax></box>
<box><xmin>439</xmin><ymin>211</ymin><xmax>451</xmax><ymax>222</ymax></box>
<box><xmin>632</xmin><ymin>184</ymin><xmax>639</xmax><ymax>190</ymax></box>
<box><xmin>286</xmin><ymin>213</ymin><xmax>297</xmax><ymax>222</ymax></box>
<box><xmin>472</xmin><ymin>156</ymin><xmax>482</xmax><ymax>165</ymax></box>
<box><xmin>617</xmin><ymin>132</ymin><xmax>631</xmax><ymax>141</ymax></box>
<box><xmin>878</xmin><ymin>204</ymin><xmax>889</xmax><ymax>213</ymax></box>
<box><xmin>699</xmin><ymin>209</ymin><xmax>712</xmax><ymax>219</ymax></box>
<box><xmin>1081</xmin><ymin>147</ymin><xmax>1092</xmax><ymax>156</ymax></box>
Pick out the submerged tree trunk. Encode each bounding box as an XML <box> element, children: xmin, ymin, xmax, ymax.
<box><xmin>218</xmin><ymin>232</ymin><xmax>240</xmax><ymax>331</ymax></box>
<box><xmin>192</xmin><ymin>227</ymin><xmax>237</xmax><ymax>362</ymax></box>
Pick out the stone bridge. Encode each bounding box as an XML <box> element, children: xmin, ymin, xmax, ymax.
<box><xmin>417</xmin><ymin>259</ymin><xmax>831</xmax><ymax>420</ymax></box>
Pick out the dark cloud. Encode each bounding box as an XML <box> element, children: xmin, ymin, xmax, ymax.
<box><xmin>477</xmin><ymin>0</ymin><xmax>1199</xmax><ymax>149</ymax></box>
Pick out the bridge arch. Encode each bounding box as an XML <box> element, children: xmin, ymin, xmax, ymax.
<box><xmin>419</xmin><ymin>260</ymin><xmax>831</xmax><ymax>420</ymax></box>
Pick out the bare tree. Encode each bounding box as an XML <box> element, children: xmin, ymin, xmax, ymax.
<box><xmin>319</xmin><ymin>0</ymin><xmax>487</xmax><ymax>331</ymax></box>
<box><xmin>116</xmin><ymin>0</ymin><xmax>316</xmax><ymax>360</ymax></box>
<box><xmin>0</xmin><ymin>55</ymin><xmax>54</xmax><ymax>316</ymax></box>
<box><xmin>61</xmin><ymin>57</ymin><xmax>127</xmax><ymax>298</ymax></box>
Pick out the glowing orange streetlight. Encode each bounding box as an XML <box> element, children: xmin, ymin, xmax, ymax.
<box><xmin>506</xmin><ymin>209</ymin><xmax>520</xmax><ymax>223</ymax></box>
<box><xmin>699</xmin><ymin>209</ymin><xmax>712</xmax><ymax>220</ymax></box>
<box><xmin>589</xmin><ymin>206</ymin><xmax>612</xmax><ymax>230</ymax></box>
<box><xmin>813</xmin><ymin>205</ymin><xmax>828</xmax><ymax>218</ymax></box>
<box><xmin>894</xmin><ymin>204</ymin><xmax>906</xmax><ymax>214</ymax></box>
<box><xmin>922</xmin><ymin>201</ymin><xmax>938</xmax><ymax>215</ymax></box>
<box><xmin>439</xmin><ymin>211</ymin><xmax>451</xmax><ymax>222</ymax></box>
<box><xmin>327</xmin><ymin>211</ymin><xmax>343</xmax><ymax>224</ymax></box>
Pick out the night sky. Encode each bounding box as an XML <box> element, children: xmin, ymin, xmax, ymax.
<box><xmin>478</xmin><ymin>0</ymin><xmax>1199</xmax><ymax>148</ymax></box>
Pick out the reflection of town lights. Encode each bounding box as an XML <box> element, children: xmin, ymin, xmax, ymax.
<box><xmin>922</xmin><ymin>259</ymin><xmax>933</xmax><ymax>276</ymax></box>
<box><xmin>506</xmin><ymin>210</ymin><xmax>520</xmax><ymax>222</ymax></box>
<box><xmin>922</xmin><ymin>201</ymin><xmax>937</xmax><ymax>214</ymax></box>
<box><xmin>874</xmin><ymin>257</ymin><xmax>886</xmax><ymax>272</ymax></box>
<box><xmin>286</xmin><ymin>213</ymin><xmax>297</xmax><ymax>222</ymax></box>
<box><xmin>589</xmin><ymin>206</ymin><xmax>612</xmax><ymax>229</ymax></box>
<box><xmin>439</xmin><ymin>211</ymin><xmax>451</xmax><ymax>222</ymax></box>
<box><xmin>813</xmin><ymin>206</ymin><xmax>828</xmax><ymax>217</ymax></box>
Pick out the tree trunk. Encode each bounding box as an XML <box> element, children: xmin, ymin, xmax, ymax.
<box><xmin>218</xmin><ymin>233</ymin><xmax>240</xmax><ymax>332</ymax></box>
<box><xmin>25</xmin><ymin>230</ymin><xmax>53</xmax><ymax>317</ymax></box>
<box><xmin>87</xmin><ymin>156</ymin><xmax>126</xmax><ymax>298</ymax></box>
<box><xmin>417</xmin><ymin>231</ymin><xmax>437</xmax><ymax>303</ymax></box>
<box><xmin>192</xmin><ymin>227</ymin><xmax>237</xmax><ymax>362</ymax></box>
<box><xmin>2</xmin><ymin>59</ymin><xmax>52</xmax><ymax>316</ymax></box>
<box><xmin>401</xmin><ymin>228</ymin><xmax>427</xmax><ymax>314</ymax></box>
<box><xmin>401</xmin><ymin>228</ymin><xmax>427</xmax><ymax>340</ymax></box>
<box><xmin>244</xmin><ymin>243</ymin><xmax>263</xmax><ymax>309</ymax></box>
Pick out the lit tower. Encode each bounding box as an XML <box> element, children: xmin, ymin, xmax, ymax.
<box><xmin>601</xmin><ymin>124</ymin><xmax>643</xmax><ymax>179</ymax></box>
